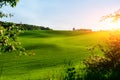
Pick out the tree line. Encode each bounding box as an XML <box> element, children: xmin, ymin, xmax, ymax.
<box><xmin>0</xmin><ymin>21</ymin><xmax>52</xmax><ymax>30</ymax></box>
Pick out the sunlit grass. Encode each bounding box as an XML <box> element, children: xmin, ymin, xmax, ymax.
<box><xmin>0</xmin><ymin>30</ymin><xmax>110</xmax><ymax>80</ymax></box>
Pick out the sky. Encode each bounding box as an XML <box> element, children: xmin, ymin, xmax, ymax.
<box><xmin>1</xmin><ymin>0</ymin><xmax>120</xmax><ymax>30</ymax></box>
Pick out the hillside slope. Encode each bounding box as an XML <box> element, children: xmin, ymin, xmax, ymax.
<box><xmin>0</xmin><ymin>30</ymin><xmax>109</xmax><ymax>80</ymax></box>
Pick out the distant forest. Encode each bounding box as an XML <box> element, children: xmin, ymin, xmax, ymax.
<box><xmin>0</xmin><ymin>21</ymin><xmax>52</xmax><ymax>30</ymax></box>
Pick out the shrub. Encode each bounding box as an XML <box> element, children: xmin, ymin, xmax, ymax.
<box><xmin>63</xmin><ymin>67</ymin><xmax>76</xmax><ymax>80</ymax></box>
<box><xmin>0</xmin><ymin>25</ymin><xmax>25</xmax><ymax>53</ymax></box>
<box><xmin>62</xmin><ymin>60</ymin><xmax>84</xmax><ymax>80</ymax></box>
<box><xmin>83</xmin><ymin>31</ymin><xmax>120</xmax><ymax>80</ymax></box>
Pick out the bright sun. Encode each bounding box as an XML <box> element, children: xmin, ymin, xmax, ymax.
<box><xmin>101</xmin><ymin>18</ymin><xmax>120</xmax><ymax>30</ymax></box>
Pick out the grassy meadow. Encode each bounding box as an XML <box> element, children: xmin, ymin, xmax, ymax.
<box><xmin>0</xmin><ymin>30</ymin><xmax>110</xmax><ymax>80</ymax></box>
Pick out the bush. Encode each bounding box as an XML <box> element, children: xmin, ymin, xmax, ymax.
<box><xmin>63</xmin><ymin>67</ymin><xmax>76</xmax><ymax>80</ymax></box>
<box><xmin>62</xmin><ymin>60</ymin><xmax>84</xmax><ymax>80</ymax></box>
<box><xmin>83</xmin><ymin>31</ymin><xmax>120</xmax><ymax>80</ymax></box>
<box><xmin>0</xmin><ymin>25</ymin><xmax>25</xmax><ymax>53</ymax></box>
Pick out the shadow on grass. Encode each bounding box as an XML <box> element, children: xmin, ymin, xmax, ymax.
<box><xmin>25</xmin><ymin>60</ymin><xmax>59</xmax><ymax>70</ymax></box>
<box><xmin>19</xmin><ymin>30</ymin><xmax>93</xmax><ymax>38</ymax></box>
<box><xmin>25</xmin><ymin>43</ymin><xmax>60</xmax><ymax>50</ymax></box>
<box><xmin>19</xmin><ymin>31</ymin><xmax>59</xmax><ymax>38</ymax></box>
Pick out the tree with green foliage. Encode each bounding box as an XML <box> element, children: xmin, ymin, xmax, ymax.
<box><xmin>0</xmin><ymin>25</ymin><xmax>25</xmax><ymax>52</ymax></box>
<box><xmin>0</xmin><ymin>0</ymin><xmax>25</xmax><ymax>53</ymax></box>
<box><xmin>0</xmin><ymin>0</ymin><xmax>19</xmax><ymax>18</ymax></box>
<box><xmin>0</xmin><ymin>0</ymin><xmax>19</xmax><ymax>7</ymax></box>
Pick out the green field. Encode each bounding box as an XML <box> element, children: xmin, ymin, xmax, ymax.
<box><xmin>0</xmin><ymin>30</ymin><xmax>109</xmax><ymax>80</ymax></box>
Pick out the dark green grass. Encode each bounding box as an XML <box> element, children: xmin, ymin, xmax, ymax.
<box><xmin>0</xmin><ymin>30</ymin><xmax>109</xmax><ymax>80</ymax></box>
